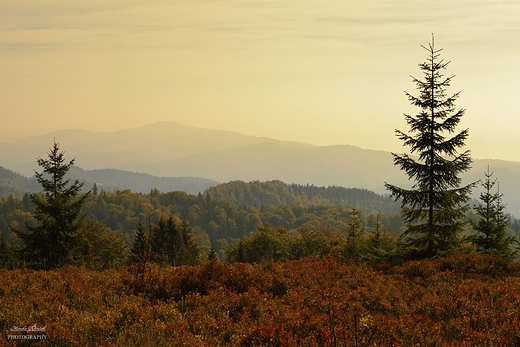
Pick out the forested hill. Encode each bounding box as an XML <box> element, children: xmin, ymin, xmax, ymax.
<box><xmin>205</xmin><ymin>180</ymin><xmax>400</xmax><ymax>215</ymax></box>
<box><xmin>0</xmin><ymin>166</ymin><xmax>38</xmax><ymax>196</ymax></box>
<box><xmin>0</xmin><ymin>166</ymin><xmax>398</xmax><ymax>214</ymax></box>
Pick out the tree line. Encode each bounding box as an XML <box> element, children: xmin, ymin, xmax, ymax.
<box><xmin>226</xmin><ymin>210</ymin><xmax>398</xmax><ymax>265</ymax></box>
<box><xmin>0</xmin><ymin>168</ymin><xmax>406</xmax><ymax>268</ymax></box>
<box><xmin>205</xmin><ymin>180</ymin><xmax>400</xmax><ymax>215</ymax></box>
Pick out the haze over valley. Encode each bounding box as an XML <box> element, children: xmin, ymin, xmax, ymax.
<box><xmin>2</xmin><ymin>121</ymin><xmax>520</xmax><ymax>217</ymax></box>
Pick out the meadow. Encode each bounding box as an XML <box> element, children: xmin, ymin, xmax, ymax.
<box><xmin>1</xmin><ymin>254</ymin><xmax>519</xmax><ymax>346</ymax></box>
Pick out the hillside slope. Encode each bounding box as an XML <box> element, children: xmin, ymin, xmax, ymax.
<box><xmin>205</xmin><ymin>180</ymin><xmax>400</xmax><ymax>215</ymax></box>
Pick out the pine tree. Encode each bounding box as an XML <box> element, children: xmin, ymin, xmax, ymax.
<box><xmin>343</xmin><ymin>209</ymin><xmax>364</xmax><ymax>263</ymax></box>
<box><xmin>365</xmin><ymin>213</ymin><xmax>397</xmax><ymax>263</ymax></box>
<box><xmin>131</xmin><ymin>219</ymin><xmax>149</xmax><ymax>264</ymax></box>
<box><xmin>471</xmin><ymin>167</ymin><xmax>516</xmax><ymax>258</ymax></box>
<box><xmin>207</xmin><ymin>247</ymin><xmax>219</xmax><ymax>262</ymax></box>
<box><xmin>12</xmin><ymin>141</ymin><xmax>90</xmax><ymax>269</ymax></box>
<box><xmin>150</xmin><ymin>216</ymin><xmax>203</xmax><ymax>266</ymax></box>
<box><xmin>385</xmin><ymin>36</ymin><xmax>475</xmax><ymax>258</ymax></box>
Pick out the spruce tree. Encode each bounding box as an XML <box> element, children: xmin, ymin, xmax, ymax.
<box><xmin>365</xmin><ymin>213</ymin><xmax>397</xmax><ymax>263</ymax></box>
<box><xmin>150</xmin><ymin>216</ymin><xmax>203</xmax><ymax>266</ymax></box>
<box><xmin>471</xmin><ymin>167</ymin><xmax>516</xmax><ymax>258</ymax></box>
<box><xmin>13</xmin><ymin>141</ymin><xmax>90</xmax><ymax>269</ymax></box>
<box><xmin>344</xmin><ymin>209</ymin><xmax>364</xmax><ymax>263</ymax></box>
<box><xmin>385</xmin><ymin>36</ymin><xmax>475</xmax><ymax>258</ymax></box>
<box><xmin>131</xmin><ymin>219</ymin><xmax>149</xmax><ymax>264</ymax></box>
<box><xmin>207</xmin><ymin>247</ymin><xmax>219</xmax><ymax>262</ymax></box>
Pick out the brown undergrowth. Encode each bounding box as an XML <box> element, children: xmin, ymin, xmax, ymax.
<box><xmin>0</xmin><ymin>254</ymin><xmax>519</xmax><ymax>346</ymax></box>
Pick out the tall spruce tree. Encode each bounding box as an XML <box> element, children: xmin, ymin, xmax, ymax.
<box><xmin>385</xmin><ymin>36</ymin><xmax>475</xmax><ymax>258</ymax></box>
<box><xmin>131</xmin><ymin>219</ymin><xmax>149</xmax><ymax>264</ymax></box>
<box><xmin>471</xmin><ymin>167</ymin><xmax>516</xmax><ymax>258</ymax></box>
<box><xmin>13</xmin><ymin>141</ymin><xmax>90</xmax><ymax>269</ymax></box>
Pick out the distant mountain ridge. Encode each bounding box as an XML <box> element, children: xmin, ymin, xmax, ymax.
<box><xmin>0</xmin><ymin>166</ymin><xmax>39</xmax><ymax>196</ymax></box>
<box><xmin>0</xmin><ymin>121</ymin><xmax>314</xmax><ymax>176</ymax></box>
<box><xmin>2</xmin><ymin>121</ymin><xmax>520</xmax><ymax>216</ymax></box>
<box><xmin>0</xmin><ymin>166</ymin><xmax>218</xmax><ymax>196</ymax></box>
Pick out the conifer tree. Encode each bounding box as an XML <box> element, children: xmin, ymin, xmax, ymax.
<box><xmin>0</xmin><ymin>234</ymin><xmax>17</xmax><ymax>269</ymax></box>
<box><xmin>131</xmin><ymin>219</ymin><xmax>149</xmax><ymax>264</ymax></box>
<box><xmin>343</xmin><ymin>209</ymin><xmax>364</xmax><ymax>263</ymax></box>
<box><xmin>131</xmin><ymin>219</ymin><xmax>150</xmax><ymax>285</ymax></box>
<box><xmin>385</xmin><ymin>36</ymin><xmax>475</xmax><ymax>258</ymax></box>
<box><xmin>365</xmin><ymin>213</ymin><xmax>397</xmax><ymax>263</ymax></box>
<box><xmin>13</xmin><ymin>141</ymin><xmax>90</xmax><ymax>269</ymax></box>
<box><xmin>471</xmin><ymin>167</ymin><xmax>516</xmax><ymax>258</ymax></box>
<box><xmin>150</xmin><ymin>216</ymin><xmax>203</xmax><ymax>266</ymax></box>
<box><xmin>207</xmin><ymin>247</ymin><xmax>219</xmax><ymax>262</ymax></box>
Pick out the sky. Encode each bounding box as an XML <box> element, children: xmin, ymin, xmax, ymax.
<box><xmin>2</xmin><ymin>0</ymin><xmax>520</xmax><ymax>161</ymax></box>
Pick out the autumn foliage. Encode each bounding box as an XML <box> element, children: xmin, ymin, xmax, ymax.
<box><xmin>0</xmin><ymin>254</ymin><xmax>519</xmax><ymax>346</ymax></box>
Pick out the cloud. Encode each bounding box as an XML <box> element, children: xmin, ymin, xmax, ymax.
<box><xmin>2</xmin><ymin>0</ymin><xmax>520</xmax><ymax>53</ymax></box>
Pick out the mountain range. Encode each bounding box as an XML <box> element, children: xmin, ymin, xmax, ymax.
<box><xmin>0</xmin><ymin>165</ymin><xmax>217</xmax><ymax>197</ymax></box>
<box><xmin>1</xmin><ymin>121</ymin><xmax>520</xmax><ymax>216</ymax></box>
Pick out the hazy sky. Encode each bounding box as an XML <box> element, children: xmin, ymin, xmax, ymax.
<box><xmin>2</xmin><ymin>0</ymin><xmax>520</xmax><ymax>160</ymax></box>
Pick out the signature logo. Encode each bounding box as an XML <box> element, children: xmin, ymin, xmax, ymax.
<box><xmin>10</xmin><ymin>324</ymin><xmax>46</xmax><ymax>333</ymax></box>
